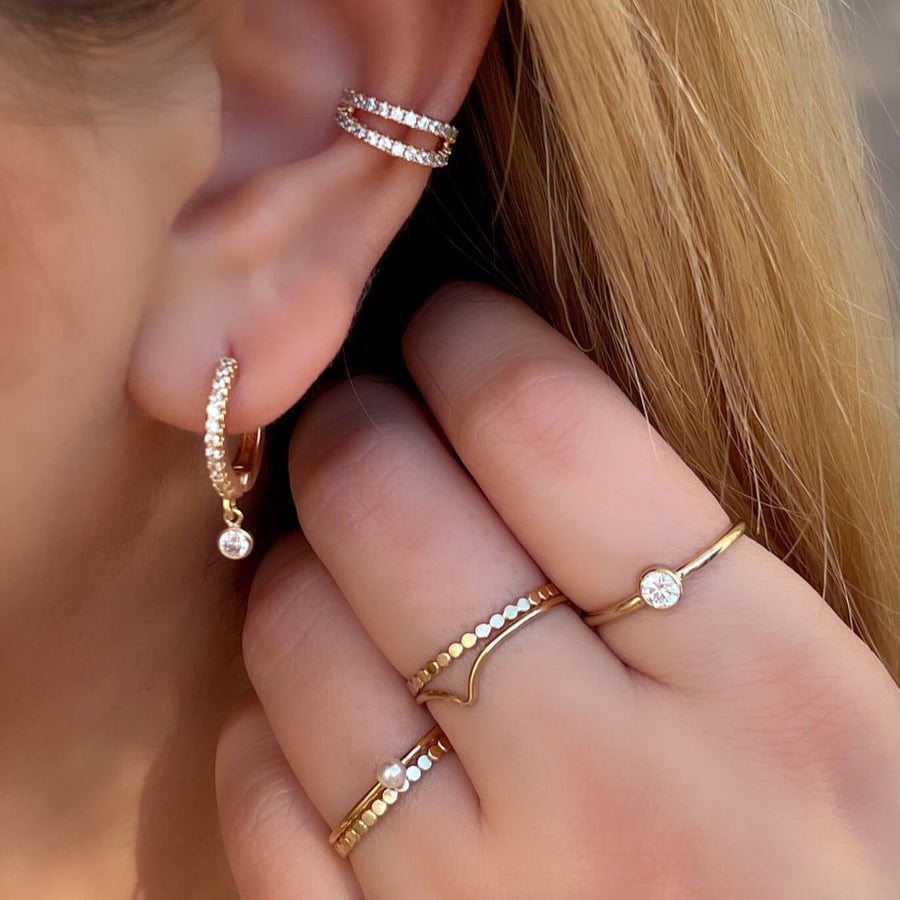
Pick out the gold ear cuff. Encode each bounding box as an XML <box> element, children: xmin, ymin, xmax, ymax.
<box><xmin>335</xmin><ymin>89</ymin><xmax>458</xmax><ymax>168</ymax></box>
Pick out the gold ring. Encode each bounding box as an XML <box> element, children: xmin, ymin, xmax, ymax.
<box><xmin>408</xmin><ymin>583</ymin><xmax>569</xmax><ymax>707</ymax></box>
<box><xmin>582</xmin><ymin>522</ymin><xmax>746</xmax><ymax>628</ymax></box>
<box><xmin>329</xmin><ymin>726</ymin><xmax>451</xmax><ymax>858</ymax></box>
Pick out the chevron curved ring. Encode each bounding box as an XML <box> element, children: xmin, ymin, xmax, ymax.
<box><xmin>582</xmin><ymin>522</ymin><xmax>747</xmax><ymax>628</ymax></box>
<box><xmin>408</xmin><ymin>584</ymin><xmax>570</xmax><ymax>708</ymax></box>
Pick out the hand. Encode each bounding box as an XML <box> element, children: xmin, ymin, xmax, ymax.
<box><xmin>215</xmin><ymin>285</ymin><xmax>900</xmax><ymax>899</ymax></box>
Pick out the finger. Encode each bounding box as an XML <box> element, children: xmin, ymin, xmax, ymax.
<box><xmin>402</xmin><ymin>285</ymin><xmax>838</xmax><ymax>688</ymax></box>
<box><xmin>216</xmin><ymin>701</ymin><xmax>362</xmax><ymax>900</ymax></box>
<box><xmin>242</xmin><ymin>532</ymin><xmax>480</xmax><ymax>890</ymax></box>
<box><xmin>289</xmin><ymin>377</ymin><xmax>635</xmax><ymax>800</ymax></box>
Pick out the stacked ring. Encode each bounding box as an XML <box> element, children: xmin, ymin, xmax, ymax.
<box><xmin>582</xmin><ymin>522</ymin><xmax>746</xmax><ymax>627</ymax></box>
<box><xmin>329</xmin><ymin>726</ymin><xmax>452</xmax><ymax>858</ymax></box>
<box><xmin>408</xmin><ymin>583</ymin><xmax>569</xmax><ymax>707</ymax></box>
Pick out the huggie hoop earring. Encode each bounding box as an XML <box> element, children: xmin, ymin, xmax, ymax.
<box><xmin>204</xmin><ymin>357</ymin><xmax>264</xmax><ymax>560</ymax></box>
<box><xmin>335</xmin><ymin>90</ymin><xmax>458</xmax><ymax>168</ymax></box>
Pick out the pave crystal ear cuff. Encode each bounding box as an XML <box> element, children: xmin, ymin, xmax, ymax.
<box><xmin>334</xmin><ymin>89</ymin><xmax>458</xmax><ymax>168</ymax></box>
<box><xmin>204</xmin><ymin>357</ymin><xmax>264</xmax><ymax>560</ymax></box>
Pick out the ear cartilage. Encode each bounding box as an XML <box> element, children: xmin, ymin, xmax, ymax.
<box><xmin>335</xmin><ymin>89</ymin><xmax>458</xmax><ymax>169</ymax></box>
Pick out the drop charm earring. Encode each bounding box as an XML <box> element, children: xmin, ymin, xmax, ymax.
<box><xmin>204</xmin><ymin>357</ymin><xmax>264</xmax><ymax>560</ymax></box>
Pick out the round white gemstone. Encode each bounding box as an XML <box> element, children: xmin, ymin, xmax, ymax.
<box><xmin>639</xmin><ymin>569</ymin><xmax>682</xmax><ymax>609</ymax></box>
<box><xmin>474</xmin><ymin>623</ymin><xmax>491</xmax><ymax>639</ymax></box>
<box><xmin>218</xmin><ymin>527</ymin><xmax>253</xmax><ymax>560</ymax></box>
<box><xmin>376</xmin><ymin>760</ymin><xmax>407</xmax><ymax>791</ymax></box>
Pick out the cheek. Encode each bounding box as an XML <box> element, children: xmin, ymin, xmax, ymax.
<box><xmin>0</xmin><ymin>75</ymin><xmax>220</xmax><ymax>388</ymax></box>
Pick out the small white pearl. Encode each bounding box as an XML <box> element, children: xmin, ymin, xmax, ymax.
<box><xmin>376</xmin><ymin>760</ymin><xmax>407</xmax><ymax>791</ymax></box>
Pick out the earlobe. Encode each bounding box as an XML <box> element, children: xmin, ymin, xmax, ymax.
<box><xmin>127</xmin><ymin>0</ymin><xmax>502</xmax><ymax>436</ymax></box>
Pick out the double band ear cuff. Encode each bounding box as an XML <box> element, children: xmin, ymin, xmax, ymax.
<box><xmin>335</xmin><ymin>89</ymin><xmax>458</xmax><ymax>168</ymax></box>
<box><xmin>204</xmin><ymin>357</ymin><xmax>264</xmax><ymax>560</ymax></box>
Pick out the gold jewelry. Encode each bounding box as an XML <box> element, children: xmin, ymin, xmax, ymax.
<box><xmin>329</xmin><ymin>726</ymin><xmax>451</xmax><ymax>858</ymax></box>
<box><xmin>204</xmin><ymin>357</ymin><xmax>264</xmax><ymax>560</ymax></box>
<box><xmin>582</xmin><ymin>522</ymin><xmax>747</xmax><ymax>627</ymax></box>
<box><xmin>335</xmin><ymin>89</ymin><xmax>458</xmax><ymax>168</ymax></box>
<box><xmin>408</xmin><ymin>584</ymin><xmax>569</xmax><ymax>708</ymax></box>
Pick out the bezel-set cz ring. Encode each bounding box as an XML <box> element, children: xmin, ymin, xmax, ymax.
<box><xmin>582</xmin><ymin>522</ymin><xmax>747</xmax><ymax>627</ymax></box>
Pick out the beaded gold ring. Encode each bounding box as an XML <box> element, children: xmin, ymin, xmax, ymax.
<box><xmin>408</xmin><ymin>583</ymin><xmax>569</xmax><ymax>708</ymax></box>
<box><xmin>329</xmin><ymin>726</ymin><xmax>451</xmax><ymax>858</ymax></box>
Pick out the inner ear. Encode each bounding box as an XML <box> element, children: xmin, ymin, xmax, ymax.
<box><xmin>187</xmin><ymin>0</ymin><xmax>356</xmax><ymax>207</ymax></box>
<box><xmin>127</xmin><ymin>0</ymin><xmax>503</xmax><ymax>436</ymax></box>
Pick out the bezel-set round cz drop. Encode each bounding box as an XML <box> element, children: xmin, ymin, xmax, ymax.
<box><xmin>639</xmin><ymin>567</ymin><xmax>683</xmax><ymax>609</ymax></box>
<box><xmin>217</xmin><ymin>527</ymin><xmax>254</xmax><ymax>561</ymax></box>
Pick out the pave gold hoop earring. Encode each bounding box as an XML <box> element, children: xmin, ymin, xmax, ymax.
<box><xmin>204</xmin><ymin>357</ymin><xmax>264</xmax><ymax>561</ymax></box>
<box><xmin>335</xmin><ymin>89</ymin><xmax>458</xmax><ymax>168</ymax></box>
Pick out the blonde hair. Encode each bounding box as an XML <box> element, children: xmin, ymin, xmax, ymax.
<box><xmin>469</xmin><ymin>0</ymin><xmax>900</xmax><ymax>678</ymax></box>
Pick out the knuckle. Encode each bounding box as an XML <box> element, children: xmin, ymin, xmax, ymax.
<box><xmin>461</xmin><ymin>353</ymin><xmax>602</xmax><ymax>472</ymax></box>
<box><xmin>242</xmin><ymin>536</ymin><xmax>335</xmax><ymax>683</ymax></box>
<box><xmin>216</xmin><ymin>708</ymin><xmax>301</xmax><ymax>849</ymax></box>
<box><xmin>731</xmin><ymin>632</ymin><xmax>899</xmax><ymax>785</ymax></box>
<box><xmin>293</xmin><ymin>412</ymin><xmax>428</xmax><ymax>548</ymax></box>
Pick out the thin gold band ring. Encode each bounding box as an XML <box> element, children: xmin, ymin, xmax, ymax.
<box><xmin>582</xmin><ymin>522</ymin><xmax>746</xmax><ymax>628</ymax></box>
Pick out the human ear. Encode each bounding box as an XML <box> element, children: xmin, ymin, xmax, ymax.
<box><xmin>128</xmin><ymin>0</ymin><xmax>502</xmax><ymax>433</ymax></box>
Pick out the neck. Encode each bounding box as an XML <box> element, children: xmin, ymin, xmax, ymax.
<box><xmin>0</xmin><ymin>403</ymin><xmax>250</xmax><ymax>899</ymax></box>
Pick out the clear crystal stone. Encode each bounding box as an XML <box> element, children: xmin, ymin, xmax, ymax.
<box><xmin>218</xmin><ymin>527</ymin><xmax>253</xmax><ymax>560</ymax></box>
<box><xmin>639</xmin><ymin>569</ymin><xmax>682</xmax><ymax>609</ymax></box>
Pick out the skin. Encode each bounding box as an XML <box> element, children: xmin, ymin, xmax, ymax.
<box><xmin>0</xmin><ymin>0</ymin><xmax>898</xmax><ymax>897</ymax></box>
<box><xmin>220</xmin><ymin>288</ymin><xmax>900</xmax><ymax>898</ymax></box>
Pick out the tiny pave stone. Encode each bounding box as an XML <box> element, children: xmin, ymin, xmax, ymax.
<box><xmin>417</xmin><ymin>755</ymin><xmax>432</xmax><ymax>771</ymax></box>
<box><xmin>517</xmin><ymin>597</ymin><xmax>532</xmax><ymax>612</ymax></box>
<box><xmin>474</xmin><ymin>623</ymin><xmax>491</xmax><ymax>639</ymax></box>
<box><xmin>503</xmin><ymin>604</ymin><xmax>519</xmax><ymax>620</ymax></box>
<box><xmin>218</xmin><ymin>528</ymin><xmax>253</xmax><ymax>560</ymax></box>
<box><xmin>639</xmin><ymin>569</ymin><xmax>682</xmax><ymax>609</ymax></box>
<box><xmin>489</xmin><ymin>613</ymin><xmax>505</xmax><ymax>630</ymax></box>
